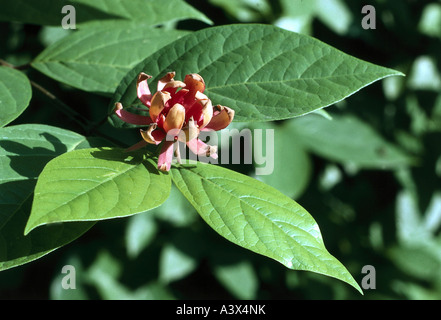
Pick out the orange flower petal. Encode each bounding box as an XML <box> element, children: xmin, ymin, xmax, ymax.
<box><xmin>163</xmin><ymin>103</ymin><xmax>186</xmax><ymax>133</ymax></box>
<box><xmin>203</xmin><ymin>105</ymin><xmax>235</xmax><ymax>131</ymax></box>
<box><xmin>150</xmin><ymin>91</ymin><xmax>171</xmax><ymax>122</ymax></box>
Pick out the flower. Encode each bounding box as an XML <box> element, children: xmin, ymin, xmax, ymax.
<box><xmin>114</xmin><ymin>72</ymin><xmax>234</xmax><ymax>172</ymax></box>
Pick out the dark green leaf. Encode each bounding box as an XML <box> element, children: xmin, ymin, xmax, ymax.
<box><xmin>0</xmin><ymin>0</ymin><xmax>212</xmax><ymax>26</ymax></box>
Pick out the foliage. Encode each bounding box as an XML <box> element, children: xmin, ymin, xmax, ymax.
<box><xmin>0</xmin><ymin>0</ymin><xmax>440</xmax><ymax>300</ymax></box>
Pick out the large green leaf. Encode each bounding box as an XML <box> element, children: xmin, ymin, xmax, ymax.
<box><xmin>110</xmin><ymin>24</ymin><xmax>403</xmax><ymax>126</ymax></box>
<box><xmin>0</xmin><ymin>124</ymin><xmax>93</xmax><ymax>228</ymax></box>
<box><xmin>25</xmin><ymin>148</ymin><xmax>171</xmax><ymax>234</ymax></box>
<box><xmin>32</xmin><ymin>21</ymin><xmax>190</xmax><ymax>94</ymax></box>
<box><xmin>285</xmin><ymin>113</ymin><xmax>414</xmax><ymax>170</ymax></box>
<box><xmin>0</xmin><ymin>67</ymin><xmax>32</xmax><ymax>127</ymax></box>
<box><xmin>171</xmin><ymin>163</ymin><xmax>362</xmax><ymax>293</ymax></box>
<box><xmin>0</xmin><ymin>124</ymin><xmax>97</xmax><ymax>271</ymax></box>
<box><xmin>0</xmin><ymin>0</ymin><xmax>212</xmax><ymax>26</ymax></box>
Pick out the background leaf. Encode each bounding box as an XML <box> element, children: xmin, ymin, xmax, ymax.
<box><xmin>0</xmin><ymin>0</ymin><xmax>212</xmax><ymax>27</ymax></box>
<box><xmin>171</xmin><ymin>163</ymin><xmax>362</xmax><ymax>293</ymax></box>
<box><xmin>159</xmin><ymin>243</ymin><xmax>198</xmax><ymax>284</ymax></box>
<box><xmin>0</xmin><ymin>124</ymin><xmax>98</xmax><ymax>271</ymax></box>
<box><xmin>284</xmin><ymin>113</ymin><xmax>414</xmax><ymax>170</ymax></box>
<box><xmin>0</xmin><ymin>67</ymin><xmax>32</xmax><ymax>127</ymax></box>
<box><xmin>32</xmin><ymin>21</ymin><xmax>190</xmax><ymax>94</ymax></box>
<box><xmin>250</xmin><ymin>122</ymin><xmax>312</xmax><ymax>199</ymax></box>
<box><xmin>212</xmin><ymin>260</ymin><xmax>258</xmax><ymax>299</ymax></box>
<box><xmin>125</xmin><ymin>212</ymin><xmax>157</xmax><ymax>260</ymax></box>
<box><xmin>110</xmin><ymin>24</ymin><xmax>402</xmax><ymax>126</ymax></box>
<box><xmin>25</xmin><ymin>148</ymin><xmax>171</xmax><ymax>234</ymax></box>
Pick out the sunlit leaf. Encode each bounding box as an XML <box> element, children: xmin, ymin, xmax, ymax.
<box><xmin>171</xmin><ymin>162</ymin><xmax>362</xmax><ymax>293</ymax></box>
<box><xmin>25</xmin><ymin>148</ymin><xmax>171</xmax><ymax>234</ymax></box>
<box><xmin>0</xmin><ymin>124</ymin><xmax>97</xmax><ymax>271</ymax></box>
<box><xmin>111</xmin><ymin>24</ymin><xmax>403</xmax><ymax>126</ymax></box>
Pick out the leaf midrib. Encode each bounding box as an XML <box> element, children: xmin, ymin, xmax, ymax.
<box><xmin>205</xmin><ymin>71</ymin><xmax>393</xmax><ymax>91</ymax></box>
<box><xmin>27</xmin><ymin>156</ymin><xmax>144</xmax><ymax>231</ymax></box>
<box><xmin>176</xmin><ymin>167</ymin><xmax>325</xmax><ymax>265</ymax></box>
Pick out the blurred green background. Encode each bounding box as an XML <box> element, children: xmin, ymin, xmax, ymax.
<box><xmin>1</xmin><ymin>0</ymin><xmax>441</xmax><ymax>299</ymax></box>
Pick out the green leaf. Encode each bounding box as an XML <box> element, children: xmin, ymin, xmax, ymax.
<box><xmin>209</xmin><ymin>0</ymin><xmax>271</xmax><ymax>22</ymax></box>
<box><xmin>285</xmin><ymin>113</ymin><xmax>414</xmax><ymax>170</ymax></box>
<box><xmin>250</xmin><ymin>122</ymin><xmax>312</xmax><ymax>199</ymax></box>
<box><xmin>0</xmin><ymin>124</ymin><xmax>97</xmax><ymax>271</ymax></box>
<box><xmin>0</xmin><ymin>67</ymin><xmax>32</xmax><ymax>127</ymax></box>
<box><xmin>0</xmin><ymin>0</ymin><xmax>212</xmax><ymax>26</ymax></box>
<box><xmin>213</xmin><ymin>260</ymin><xmax>258</xmax><ymax>299</ymax></box>
<box><xmin>315</xmin><ymin>0</ymin><xmax>352</xmax><ymax>35</ymax></box>
<box><xmin>171</xmin><ymin>163</ymin><xmax>362</xmax><ymax>293</ymax></box>
<box><xmin>150</xmin><ymin>184</ymin><xmax>197</xmax><ymax>227</ymax></box>
<box><xmin>159</xmin><ymin>243</ymin><xmax>197</xmax><ymax>284</ymax></box>
<box><xmin>50</xmin><ymin>254</ymin><xmax>90</xmax><ymax>300</ymax></box>
<box><xmin>125</xmin><ymin>212</ymin><xmax>157</xmax><ymax>259</ymax></box>
<box><xmin>25</xmin><ymin>148</ymin><xmax>171</xmax><ymax>234</ymax></box>
<box><xmin>32</xmin><ymin>21</ymin><xmax>190</xmax><ymax>94</ymax></box>
<box><xmin>0</xmin><ymin>124</ymin><xmax>92</xmax><ymax>229</ymax></box>
<box><xmin>110</xmin><ymin>24</ymin><xmax>403</xmax><ymax>126</ymax></box>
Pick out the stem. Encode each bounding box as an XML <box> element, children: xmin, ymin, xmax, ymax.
<box><xmin>30</xmin><ymin>80</ymin><xmax>90</xmax><ymax>131</ymax></box>
<box><xmin>0</xmin><ymin>58</ymin><xmax>30</xmax><ymax>70</ymax></box>
<box><xmin>1</xmin><ymin>58</ymin><xmax>125</xmax><ymax>148</ymax></box>
<box><xmin>1</xmin><ymin>58</ymin><xmax>90</xmax><ymax>130</ymax></box>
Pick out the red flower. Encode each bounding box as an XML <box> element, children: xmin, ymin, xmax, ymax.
<box><xmin>114</xmin><ymin>72</ymin><xmax>234</xmax><ymax>171</ymax></box>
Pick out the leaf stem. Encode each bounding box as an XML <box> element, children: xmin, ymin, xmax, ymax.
<box><xmin>1</xmin><ymin>57</ymin><xmax>124</xmax><ymax>147</ymax></box>
<box><xmin>0</xmin><ymin>58</ymin><xmax>30</xmax><ymax>70</ymax></box>
<box><xmin>30</xmin><ymin>79</ymin><xmax>91</xmax><ymax>131</ymax></box>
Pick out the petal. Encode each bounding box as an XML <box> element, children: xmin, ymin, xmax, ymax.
<box><xmin>125</xmin><ymin>140</ymin><xmax>148</xmax><ymax>152</ymax></box>
<box><xmin>179</xmin><ymin>117</ymin><xmax>199</xmax><ymax>142</ymax></box>
<box><xmin>184</xmin><ymin>73</ymin><xmax>205</xmax><ymax>94</ymax></box>
<box><xmin>203</xmin><ymin>105</ymin><xmax>235</xmax><ymax>131</ymax></box>
<box><xmin>114</xmin><ymin>102</ymin><xmax>152</xmax><ymax>125</ymax></box>
<box><xmin>157</xmin><ymin>71</ymin><xmax>176</xmax><ymax>92</ymax></box>
<box><xmin>169</xmin><ymin>88</ymin><xmax>189</xmax><ymax>107</ymax></box>
<box><xmin>187</xmin><ymin>138</ymin><xmax>218</xmax><ymax>159</ymax></box>
<box><xmin>150</xmin><ymin>91</ymin><xmax>171</xmax><ymax>122</ymax></box>
<box><xmin>157</xmin><ymin>140</ymin><xmax>175</xmax><ymax>172</ymax></box>
<box><xmin>195</xmin><ymin>91</ymin><xmax>213</xmax><ymax>129</ymax></box>
<box><xmin>163</xmin><ymin>103</ymin><xmax>186</xmax><ymax>133</ymax></box>
<box><xmin>140</xmin><ymin>124</ymin><xmax>166</xmax><ymax>145</ymax></box>
<box><xmin>163</xmin><ymin>80</ymin><xmax>186</xmax><ymax>93</ymax></box>
<box><xmin>137</xmin><ymin>72</ymin><xmax>153</xmax><ymax>107</ymax></box>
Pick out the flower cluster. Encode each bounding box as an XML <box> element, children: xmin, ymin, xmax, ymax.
<box><xmin>114</xmin><ymin>72</ymin><xmax>234</xmax><ymax>171</ymax></box>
